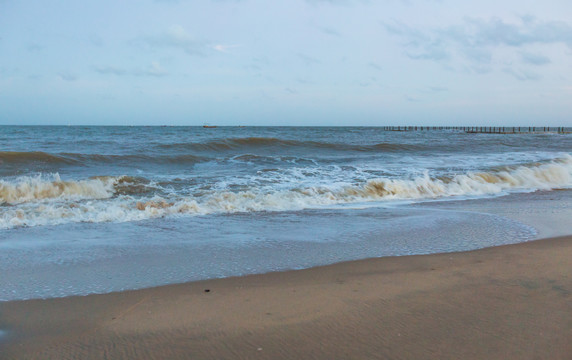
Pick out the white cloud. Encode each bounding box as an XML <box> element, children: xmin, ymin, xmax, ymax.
<box><xmin>298</xmin><ymin>53</ymin><xmax>321</xmax><ymax>66</ymax></box>
<box><xmin>520</xmin><ymin>51</ymin><xmax>551</xmax><ymax>65</ymax></box>
<box><xmin>94</xmin><ymin>62</ymin><xmax>168</xmax><ymax>77</ymax></box>
<box><xmin>385</xmin><ymin>16</ymin><xmax>572</xmax><ymax>75</ymax></box>
<box><xmin>503</xmin><ymin>67</ymin><xmax>540</xmax><ymax>81</ymax></box>
<box><xmin>212</xmin><ymin>44</ymin><xmax>241</xmax><ymax>53</ymax></box>
<box><xmin>318</xmin><ymin>26</ymin><xmax>342</xmax><ymax>37</ymax></box>
<box><xmin>368</xmin><ymin>62</ymin><xmax>382</xmax><ymax>71</ymax></box>
<box><xmin>135</xmin><ymin>62</ymin><xmax>168</xmax><ymax>77</ymax></box>
<box><xmin>58</xmin><ymin>72</ymin><xmax>77</xmax><ymax>81</ymax></box>
<box><xmin>93</xmin><ymin>65</ymin><xmax>128</xmax><ymax>76</ymax></box>
<box><xmin>138</xmin><ymin>25</ymin><xmax>206</xmax><ymax>55</ymax></box>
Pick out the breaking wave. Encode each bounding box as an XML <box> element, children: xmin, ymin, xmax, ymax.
<box><xmin>1</xmin><ymin>156</ymin><xmax>572</xmax><ymax>229</ymax></box>
<box><xmin>0</xmin><ymin>174</ymin><xmax>155</xmax><ymax>205</ymax></box>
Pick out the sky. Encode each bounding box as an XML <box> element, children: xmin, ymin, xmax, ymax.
<box><xmin>1</xmin><ymin>0</ymin><xmax>571</xmax><ymax>126</ymax></box>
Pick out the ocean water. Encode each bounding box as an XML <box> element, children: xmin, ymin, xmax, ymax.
<box><xmin>1</xmin><ymin>126</ymin><xmax>572</xmax><ymax>300</ymax></box>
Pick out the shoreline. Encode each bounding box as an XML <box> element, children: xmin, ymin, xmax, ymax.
<box><xmin>2</xmin><ymin>235</ymin><xmax>572</xmax><ymax>359</ymax></box>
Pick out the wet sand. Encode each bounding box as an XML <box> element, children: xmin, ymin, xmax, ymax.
<box><xmin>1</xmin><ymin>236</ymin><xmax>572</xmax><ymax>360</ymax></box>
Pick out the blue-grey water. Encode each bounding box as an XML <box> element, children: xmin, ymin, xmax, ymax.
<box><xmin>1</xmin><ymin>126</ymin><xmax>572</xmax><ymax>300</ymax></box>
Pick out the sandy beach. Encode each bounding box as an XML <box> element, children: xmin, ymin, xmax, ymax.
<box><xmin>4</xmin><ymin>0</ymin><xmax>572</xmax><ymax>356</ymax></box>
<box><xmin>1</xmin><ymin>235</ymin><xmax>572</xmax><ymax>359</ymax></box>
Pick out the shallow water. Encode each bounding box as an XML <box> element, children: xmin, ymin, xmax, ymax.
<box><xmin>0</xmin><ymin>203</ymin><xmax>540</xmax><ymax>301</ymax></box>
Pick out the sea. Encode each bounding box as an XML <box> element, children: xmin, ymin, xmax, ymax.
<box><xmin>1</xmin><ymin>126</ymin><xmax>572</xmax><ymax>301</ymax></box>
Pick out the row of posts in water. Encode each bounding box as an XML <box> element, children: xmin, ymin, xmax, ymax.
<box><xmin>382</xmin><ymin>126</ymin><xmax>570</xmax><ymax>134</ymax></box>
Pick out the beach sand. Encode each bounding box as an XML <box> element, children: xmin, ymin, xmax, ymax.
<box><xmin>1</xmin><ymin>236</ymin><xmax>572</xmax><ymax>360</ymax></box>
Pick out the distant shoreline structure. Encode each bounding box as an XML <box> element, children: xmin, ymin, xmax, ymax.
<box><xmin>383</xmin><ymin>126</ymin><xmax>571</xmax><ymax>134</ymax></box>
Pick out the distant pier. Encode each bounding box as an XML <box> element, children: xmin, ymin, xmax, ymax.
<box><xmin>382</xmin><ymin>126</ymin><xmax>570</xmax><ymax>134</ymax></box>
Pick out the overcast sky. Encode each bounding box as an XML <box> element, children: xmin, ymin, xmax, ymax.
<box><xmin>1</xmin><ymin>0</ymin><xmax>571</xmax><ymax>126</ymax></box>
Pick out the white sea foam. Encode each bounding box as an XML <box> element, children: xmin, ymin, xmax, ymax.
<box><xmin>0</xmin><ymin>174</ymin><xmax>117</xmax><ymax>204</ymax></box>
<box><xmin>1</xmin><ymin>156</ymin><xmax>572</xmax><ymax>229</ymax></box>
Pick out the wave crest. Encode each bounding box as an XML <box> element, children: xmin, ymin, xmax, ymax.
<box><xmin>1</xmin><ymin>156</ymin><xmax>571</xmax><ymax>228</ymax></box>
<box><xmin>159</xmin><ymin>137</ymin><xmax>423</xmax><ymax>152</ymax></box>
<box><xmin>1</xmin><ymin>174</ymin><xmax>120</xmax><ymax>204</ymax></box>
<box><xmin>0</xmin><ymin>151</ymin><xmax>77</xmax><ymax>165</ymax></box>
<box><xmin>348</xmin><ymin>157</ymin><xmax>572</xmax><ymax>200</ymax></box>
<box><xmin>0</xmin><ymin>151</ymin><xmax>206</xmax><ymax>168</ymax></box>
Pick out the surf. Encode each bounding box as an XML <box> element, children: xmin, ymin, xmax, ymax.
<box><xmin>1</xmin><ymin>155</ymin><xmax>571</xmax><ymax>229</ymax></box>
